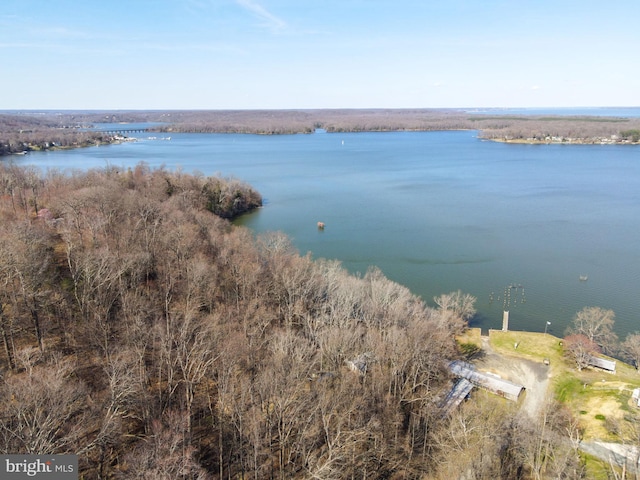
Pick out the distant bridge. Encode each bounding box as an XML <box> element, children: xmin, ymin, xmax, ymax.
<box><xmin>98</xmin><ymin>127</ymin><xmax>153</xmax><ymax>136</ymax></box>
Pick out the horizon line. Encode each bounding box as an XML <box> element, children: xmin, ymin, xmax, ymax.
<box><xmin>3</xmin><ymin>106</ymin><xmax>639</xmax><ymax>113</ymax></box>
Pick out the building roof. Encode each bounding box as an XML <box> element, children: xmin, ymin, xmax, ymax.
<box><xmin>441</xmin><ymin>378</ymin><xmax>475</xmax><ymax>415</ymax></box>
<box><xmin>588</xmin><ymin>355</ymin><xmax>616</xmax><ymax>372</ymax></box>
<box><xmin>449</xmin><ymin>360</ymin><xmax>525</xmax><ymax>400</ymax></box>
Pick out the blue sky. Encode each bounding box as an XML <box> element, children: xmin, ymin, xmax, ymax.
<box><xmin>1</xmin><ymin>0</ymin><xmax>638</xmax><ymax>110</ymax></box>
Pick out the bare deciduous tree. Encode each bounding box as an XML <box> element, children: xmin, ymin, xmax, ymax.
<box><xmin>433</xmin><ymin>290</ymin><xmax>477</xmax><ymax>334</ymax></box>
<box><xmin>0</xmin><ymin>303</ymin><xmax>16</xmax><ymax>371</ymax></box>
<box><xmin>621</xmin><ymin>332</ymin><xmax>640</xmax><ymax>370</ymax></box>
<box><xmin>0</xmin><ymin>222</ymin><xmax>54</xmax><ymax>353</ymax></box>
<box><xmin>0</xmin><ymin>357</ymin><xmax>87</xmax><ymax>454</ymax></box>
<box><xmin>563</xmin><ymin>334</ymin><xmax>600</xmax><ymax>371</ymax></box>
<box><xmin>567</xmin><ymin>306</ymin><xmax>618</xmax><ymax>353</ymax></box>
<box><xmin>115</xmin><ymin>410</ymin><xmax>209</xmax><ymax>480</ymax></box>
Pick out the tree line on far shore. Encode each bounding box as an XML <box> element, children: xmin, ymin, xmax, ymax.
<box><xmin>1</xmin><ymin>163</ymin><xmax>593</xmax><ymax>479</ymax></box>
<box><xmin>3</xmin><ymin>110</ymin><xmax>640</xmax><ymax>156</ymax></box>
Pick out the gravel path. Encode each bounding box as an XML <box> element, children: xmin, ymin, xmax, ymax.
<box><xmin>474</xmin><ymin>336</ymin><xmax>551</xmax><ymax>416</ymax></box>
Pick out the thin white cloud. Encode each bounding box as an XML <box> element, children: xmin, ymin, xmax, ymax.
<box><xmin>235</xmin><ymin>0</ymin><xmax>286</xmax><ymax>31</ymax></box>
<box><xmin>531</xmin><ymin>85</ymin><xmax>541</xmax><ymax>90</ymax></box>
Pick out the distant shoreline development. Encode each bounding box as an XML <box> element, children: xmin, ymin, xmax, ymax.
<box><xmin>3</xmin><ymin>109</ymin><xmax>640</xmax><ymax>155</ymax></box>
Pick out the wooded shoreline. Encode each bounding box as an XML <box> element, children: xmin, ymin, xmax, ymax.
<box><xmin>2</xmin><ymin>159</ymin><xmax>640</xmax><ymax>478</ymax></box>
<box><xmin>3</xmin><ymin>109</ymin><xmax>640</xmax><ymax>155</ymax></box>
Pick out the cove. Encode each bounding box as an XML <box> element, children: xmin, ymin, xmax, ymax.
<box><xmin>16</xmin><ymin>129</ymin><xmax>640</xmax><ymax>338</ymax></box>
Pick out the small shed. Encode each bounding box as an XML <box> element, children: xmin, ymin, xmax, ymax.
<box><xmin>588</xmin><ymin>355</ymin><xmax>616</xmax><ymax>373</ymax></box>
<box><xmin>632</xmin><ymin>388</ymin><xmax>640</xmax><ymax>408</ymax></box>
<box><xmin>449</xmin><ymin>360</ymin><xmax>525</xmax><ymax>402</ymax></box>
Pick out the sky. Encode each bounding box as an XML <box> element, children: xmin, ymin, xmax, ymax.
<box><xmin>1</xmin><ymin>0</ymin><xmax>639</xmax><ymax>110</ymax></box>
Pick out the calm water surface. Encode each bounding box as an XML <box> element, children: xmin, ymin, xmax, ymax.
<box><xmin>17</xmin><ymin>130</ymin><xmax>640</xmax><ymax>338</ymax></box>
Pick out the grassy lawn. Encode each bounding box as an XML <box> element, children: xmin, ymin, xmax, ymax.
<box><xmin>488</xmin><ymin>329</ymin><xmax>564</xmax><ymax>371</ymax></box>
<box><xmin>456</xmin><ymin>327</ymin><xmax>482</xmax><ymax>349</ymax></box>
<box><xmin>554</xmin><ymin>365</ymin><xmax>640</xmax><ymax>440</ymax></box>
<box><xmin>487</xmin><ymin>329</ymin><xmax>640</xmax><ymax>441</ymax></box>
<box><xmin>581</xmin><ymin>453</ymin><xmax>613</xmax><ymax>480</ymax></box>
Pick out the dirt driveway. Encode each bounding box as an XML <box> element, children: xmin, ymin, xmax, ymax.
<box><xmin>474</xmin><ymin>336</ymin><xmax>551</xmax><ymax>416</ymax></box>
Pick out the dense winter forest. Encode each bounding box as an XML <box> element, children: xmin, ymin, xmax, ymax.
<box><xmin>0</xmin><ymin>163</ymin><xmax>586</xmax><ymax>479</ymax></box>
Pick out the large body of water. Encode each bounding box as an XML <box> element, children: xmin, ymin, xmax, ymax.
<box><xmin>15</xmin><ymin>126</ymin><xmax>640</xmax><ymax>338</ymax></box>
